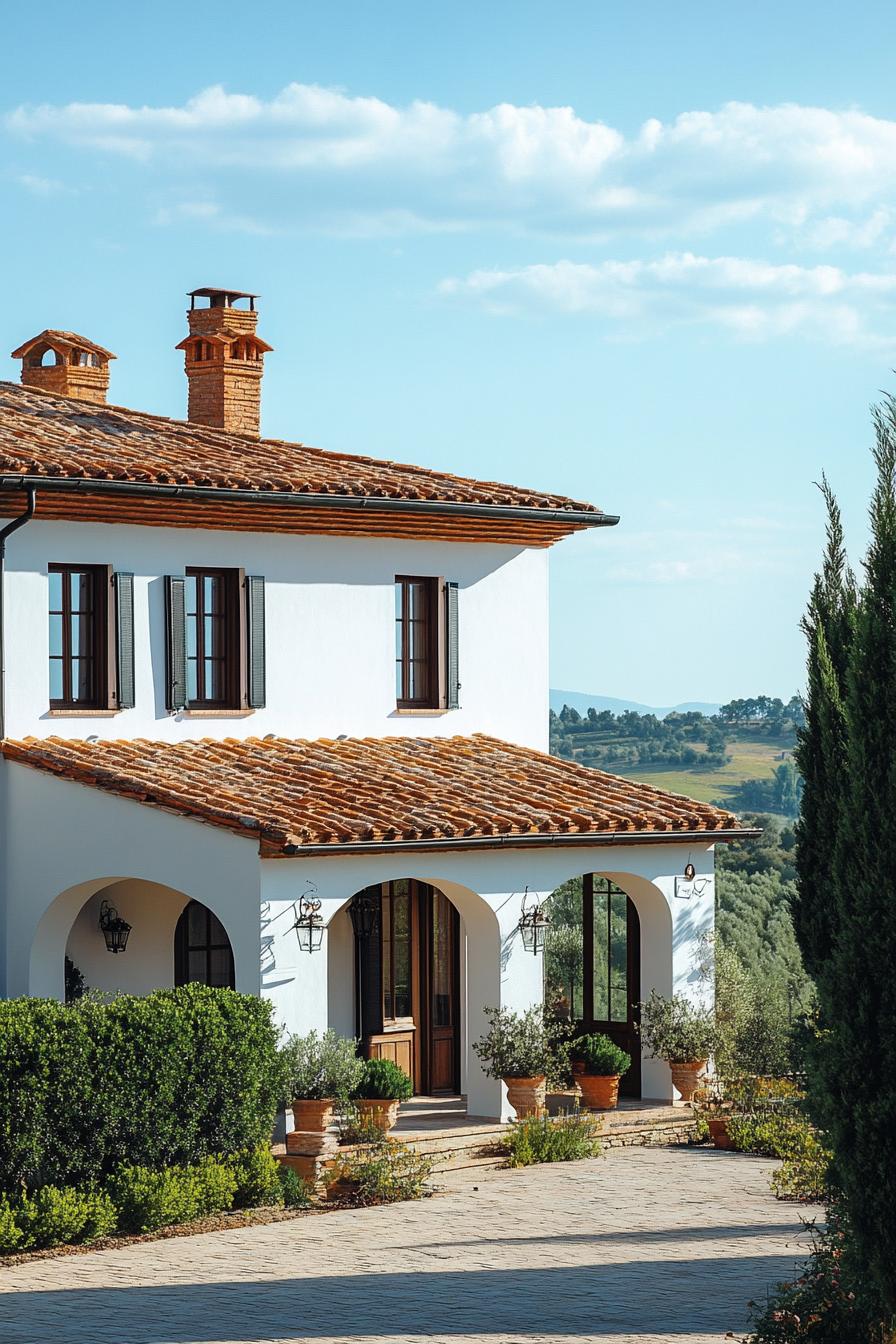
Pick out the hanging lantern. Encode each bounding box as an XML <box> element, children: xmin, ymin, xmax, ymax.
<box><xmin>517</xmin><ymin>887</ymin><xmax>550</xmax><ymax>956</ymax></box>
<box><xmin>348</xmin><ymin>887</ymin><xmax>380</xmax><ymax>940</ymax></box>
<box><xmin>292</xmin><ymin>890</ymin><xmax>324</xmax><ymax>954</ymax></box>
<box><xmin>98</xmin><ymin>899</ymin><xmax>131</xmax><ymax>954</ymax></box>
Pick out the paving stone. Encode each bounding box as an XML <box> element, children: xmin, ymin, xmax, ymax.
<box><xmin>0</xmin><ymin>1146</ymin><xmax>810</xmax><ymax>1344</ymax></box>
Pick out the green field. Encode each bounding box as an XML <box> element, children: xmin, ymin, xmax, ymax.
<box><xmin>610</xmin><ymin>735</ymin><xmax>794</xmax><ymax>807</ymax></box>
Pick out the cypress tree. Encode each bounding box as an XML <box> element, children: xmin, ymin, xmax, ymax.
<box><xmin>796</xmin><ymin>397</ymin><xmax>896</xmax><ymax>1314</ymax></box>
<box><xmin>792</xmin><ymin>477</ymin><xmax>855</xmax><ymax>976</ymax></box>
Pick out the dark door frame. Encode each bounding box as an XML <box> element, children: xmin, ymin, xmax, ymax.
<box><xmin>576</xmin><ymin>874</ymin><xmax>642</xmax><ymax>1097</ymax></box>
<box><xmin>356</xmin><ymin>880</ymin><xmax>461</xmax><ymax>1095</ymax></box>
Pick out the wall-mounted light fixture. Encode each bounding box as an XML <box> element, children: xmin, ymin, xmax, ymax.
<box><xmin>348</xmin><ymin>887</ymin><xmax>380</xmax><ymax>941</ymax></box>
<box><xmin>99</xmin><ymin>899</ymin><xmax>131</xmax><ymax>954</ymax></box>
<box><xmin>517</xmin><ymin>887</ymin><xmax>550</xmax><ymax>956</ymax></box>
<box><xmin>291</xmin><ymin>887</ymin><xmax>324</xmax><ymax>954</ymax></box>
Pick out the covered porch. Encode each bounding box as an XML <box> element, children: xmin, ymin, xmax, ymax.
<box><xmin>1</xmin><ymin>732</ymin><xmax>751</xmax><ymax>1121</ymax></box>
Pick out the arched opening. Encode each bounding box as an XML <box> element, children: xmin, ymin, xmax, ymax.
<box><xmin>345</xmin><ymin>879</ymin><xmax>460</xmax><ymax>1096</ymax></box>
<box><xmin>545</xmin><ymin>874</ymin><xmax>642</xmax><ymax>1096</ymax></box>
<box><xmin>174</xmin><ymin>900</ymin><xmax>235</xmax><ymax>989</ymax></box>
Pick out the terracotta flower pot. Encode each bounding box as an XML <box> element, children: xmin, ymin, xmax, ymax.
<box><xmin>291</xmin><ymin>1098</ymin><xmax>337</xmax><ymax>1132</ymax></box>
<box><xmin>669</xmin><ymin>1060</ymin><xmax>708</xmax><ymax>1104</ymax></box>
<box><xmin>289</xmin><ymin>1098</ymin><xmax>339</xmax><ymax>1155</ymax></box>
<box><xmin>504</xmin><ymin>1075</ymin><xmax>547</xmax><ymax>1119</ymax></box>
<box><xmin>356</xmin><ymin>1098</ymin><xmax>401</xmax><ymax>1133</ymax></box>
<box><xmin>708</xmin><ymin>1116</ymin><xmax>734</xmax><ymax>1150</ymax></box>
<box><xmin>578</xmin><ymin>1072</ymin><xmax>621</xmax><ymax>1111</ymax></box>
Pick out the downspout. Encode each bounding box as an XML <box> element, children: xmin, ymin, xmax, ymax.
<box><xmin>0</xmin><ymin>487</ymin><xmax>37</xmax><ymax>740</ymax></box>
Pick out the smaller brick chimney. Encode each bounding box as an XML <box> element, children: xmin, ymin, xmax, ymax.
<box><xmin>10</xmin><ymin>330</ymin><xmax>115</xmax><ymax>404</ymax></box>
<box><xmin>176</xmin><ymin>288</ymin><xmax>273</xmax><ymax>436</ymax></box>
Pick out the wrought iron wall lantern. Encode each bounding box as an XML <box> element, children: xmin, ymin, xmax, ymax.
<box><xmin>98</xmin><ymin>900</ymin><xmax>132</xmax><ymax>954</ymax></box>
<box><xmin>292</xmin><ymin>888</ymin><xmax>324</xmax><ymax>954</ymax></box>
<box><xmin>348</xmin><ymin>887</ymin><xmax>380</xmax><ymax>941</ymax></box>
<box><xmin>517</xmin><ymin>887</ymin><xmax>550</xmax><ymax>956</ymax></box>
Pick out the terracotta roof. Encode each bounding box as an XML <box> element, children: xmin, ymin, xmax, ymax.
<box><xmin>10</xmin><ymin>331</ymin><xmax>116</xmax><ymax>361</ymax></box>
<box><xmin>0</xmin><ymin>382</ymin><xmax>603</xmax><ymax>517</ymax></box>
<box><xmin>1</xmin><ymin>733</ymin><xmax>743</xmax><ymax>856</ymax></box>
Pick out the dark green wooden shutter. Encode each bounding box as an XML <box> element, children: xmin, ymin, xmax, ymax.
<box><xmin>113</xmin><ymin>572</ymin><xmax>135</xmax><ymax>709</ymax></box>
<box><xmin>164</xmin><ymin>575</ymin><xmax>187</xmax><ymax>711</ymax></box>
<box><xmin>246</xmin><ymin>575</ymin><xmax>266</xmax><ymax>709</ymax></box>
<box><xmin>445</xmin><ymin>581</ymin><xmax>460</xmax><ymax>710</ymax></box>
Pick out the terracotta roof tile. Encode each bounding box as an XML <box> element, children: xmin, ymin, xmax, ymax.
<box><xmin>1</xmin><ymin>734</ymin><xmax>743</xmax><ymax>856</ymax></box>
<box><xmin>0</xmin><ymin>382</ymin><xmax>600</xmax><ymax>515</ymax></box>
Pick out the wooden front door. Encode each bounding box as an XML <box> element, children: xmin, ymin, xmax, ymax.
<box><xmin>584</xmin><ymin>875</ymin><xmax>641</xmax><ymax>1097</ymax></box>
<box><xmin>358</xmin><ymin>880</ymin><xmax>460</xmax><ymax>1095</ymax></box>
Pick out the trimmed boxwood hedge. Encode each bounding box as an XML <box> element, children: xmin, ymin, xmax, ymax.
<box><xmin>0</xmin><ymin>985</ymin><xmax>285</xmax><ymax>1193</ymax></box>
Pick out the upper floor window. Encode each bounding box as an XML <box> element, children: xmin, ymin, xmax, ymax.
<box><xmin>48</xmin><ymin>564</ymin><xmax>107</xmax><ymax>708</ymax></box>
<box><xmin>185</xmin><ymin>568</ymin><xmax>239</xmax><ymax>708</ymax></box>
<box><xmin>395</xmin><ymin>576</ymin><xmax>439</xmax><ymax>708</ymax></box>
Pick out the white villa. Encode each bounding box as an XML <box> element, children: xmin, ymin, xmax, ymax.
<box><xmin>0</xmin><ymin>288</ymin><xmax>749</xmax><ymax>1119</ymax></box>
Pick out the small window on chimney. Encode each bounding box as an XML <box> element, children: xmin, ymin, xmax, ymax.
<box><xmin>75</xmin><ymin>351</ymin><xmax>100</xmax><ymax>367</ymax></box>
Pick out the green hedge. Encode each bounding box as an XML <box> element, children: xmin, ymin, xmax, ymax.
<box><xmin>0</xmin><ymin>1147</ymin><xmax>310</xmax><ymax>1253</ymax></box>
<box><xmin>0</xmin><ymin>985</ymin><xmax>284</xmax><ymax>1192</ymax></box>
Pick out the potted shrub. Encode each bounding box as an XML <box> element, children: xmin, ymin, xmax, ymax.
<box><xmin>281</xmin><ymin>1029</ymin><xmax>365</xmax><ymax>1148</ymax></box>
<box><xmin>353</xmin><ymin>1058</ymin><xmax>413</xmax><ymax>1133</ymax></box>
<box><xmin>473</xmin><ymin>1005</ymin><xmax>557</xmax><ymax>1118</ymax></box>
<box><xmin>638</xmin><ymin>990</ymin><xmax>718</xmax><ymax>1103</ymax></box>
<box><xmin>572</xmin><ymin>1033</ymin><xmax>632</xmax><ymax>1111</ymax></box>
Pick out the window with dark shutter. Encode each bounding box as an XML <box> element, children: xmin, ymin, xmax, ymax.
<box><xmin>113</xmin><ymin>572</ymin><xmax>135</xmax><ymax>709</ymax></box>
<box><xmin>394</xmin><ymin>576</ymin><xmax>439</xmax><ymax>708</ymax></box>
<box><xmin>245</xmin><ymin>575</ymin><xmax>266</xmax><ymax>709</ymax></box>
<box><xmin>445</xmin><ymin>581</ymin><xmax>460</xmax><ymax>710</ymax></box>
<box><xmin>48</xmin><ymin>564</ymin><xmax>110</xmax><ymax>709</ymax></box>
<box><xmin>164</xmin><ymin>575</ymin><xmax>188</xmax><ymax>711</ymax></box>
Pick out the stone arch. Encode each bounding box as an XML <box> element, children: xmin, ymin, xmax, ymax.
<box><xmin>326</xmin><ymin>875</ymin><xmax>501</xmax><ymax>1115</ymax></box>
<box><xmin>544</xmin><ymin>867</ymin><xmax>674</xmax><ymax>1100</ymax></box>
<box><xmin>31</xmin><ymin>876</ymin><xmax>244</xmax><ymax>1002</ymax></box>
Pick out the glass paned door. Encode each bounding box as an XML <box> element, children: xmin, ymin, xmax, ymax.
<box><xmin>588</xmin><ymin>875</ymin><xmax>641</xmax><ymax>1096</ymax></box>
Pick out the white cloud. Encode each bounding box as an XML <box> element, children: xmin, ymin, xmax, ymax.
<box><xmin>16</xmin><ymin>172</ymin><xmax>70</xmax><ymax>196</ymax></box>
<box><xmin>152</xmin><ymin>198</ymin><xmax>276</xmax><ymax>236</ymax></box>
<box><xmin>9</xmin><ymin>86</ymin><xmax>896</xmax><ymax>241</ymax></box>
<box><xmin>439</xmin><ymin>253</ymin><xmax>896</xmax><ymax>344</ymax></box>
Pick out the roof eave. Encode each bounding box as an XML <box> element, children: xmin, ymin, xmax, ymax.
<box><xmin>273</xmin><ymin>826</ymin><xmax>759</xmax><ymax>858</ymax></box>
<box><xmin>0</xmin><ymin>475</ymin><xmax>619</xmax><ymax>530</ymax></box>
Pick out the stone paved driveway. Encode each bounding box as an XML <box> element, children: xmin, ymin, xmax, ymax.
<box><xmin>0</xmin><ymin>1146</ymin><xmax>810</xmax><ymax>1344</ymax></box>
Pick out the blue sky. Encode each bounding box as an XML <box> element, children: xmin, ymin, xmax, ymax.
<box><xmin>3</xmin><ymin>1</ymin><xmax>896</xmax><ymax>707</ymax></box>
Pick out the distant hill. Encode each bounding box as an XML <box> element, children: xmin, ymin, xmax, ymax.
<box><xmin>549</xmin><ymin>689</ymin><xmax>721</xmax><ymax>720</ymax></box>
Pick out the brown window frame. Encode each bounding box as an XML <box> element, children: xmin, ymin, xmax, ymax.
<box><xmin>48</xmin><ymin>563</ymin><xmax>111</xmax><ymax>710</ymax></box>
<box><xmin>395</xmin><ymin>575</ymin><xmax>441</xmax><ymax>709</ymax></box>
<box><xmin>185</xmin><ymin>567</ymin><xmax>243</xmax><ymax>710</ymax></box>
<box><xmin>381</xmin><ymin>880</ymin><xmax>416</xmax><ymax>1026</ymax></box>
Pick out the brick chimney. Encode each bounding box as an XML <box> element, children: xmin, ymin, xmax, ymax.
<box><xmin>10</xmin><ymin>330</ymin><xmax>115</xmax><ymax>404</ymax></box>
<box><xmin>176</xmin><ymin>288</ymin><xmax>273</xmax><ymax>436</ymax></box>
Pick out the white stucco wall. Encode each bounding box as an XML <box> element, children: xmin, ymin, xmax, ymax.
<box><xmin>65</xmin><ymin>879</ymin><xmax>188</xmax><ymax>995</ymax></box>
<box><xmin>2</xmin><ymin>519</ymin><xmax>549</xmax><ymax>749</ymax></box>
<box><xmin>0</xmin><ymin>763</ymin><xmax>261</xmax><ymax>1001</ymax></box>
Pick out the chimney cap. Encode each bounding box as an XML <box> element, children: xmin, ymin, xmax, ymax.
<box><xmin>10</xmin><ymin>329</ymin><xmax>116</xmax><ymax>362</ymax></box>
<box><xmin>188</xmin><ymin>287</ymin><xmax>259</xmax><ymax>309</ymax></box>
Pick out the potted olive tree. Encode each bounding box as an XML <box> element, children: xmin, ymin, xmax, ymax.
<box><xmin>572</xmin><ymin>1033</ymin><xmax>631</xmax><ymax>1111</ymax></box>
<box><xmin>353</xmin><ymin>1058</ymin><xmax>413</xmax><ymax>1133</ymax></box>
<box><xmin>281</xmin><ymin>1029</ymin><xmax>365</xmax><ymax>1152</ymax></box>
<box><xmin>473</xmin><ymin>1005</ymin><xmax>559</xmax><ymax>1118</ymax></box>
<box><xmin>638</xmin><ymin>991</ymin><xmax>718</xmax><ymax>1103</ymax></box>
